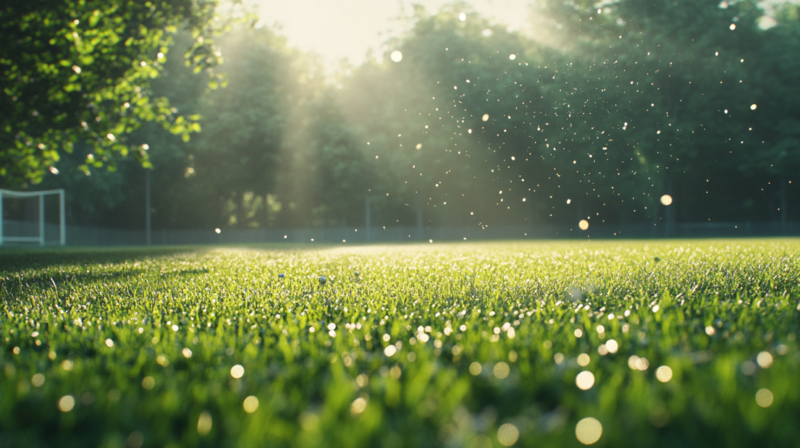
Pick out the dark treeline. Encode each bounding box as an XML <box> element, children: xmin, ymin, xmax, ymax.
<box><xmin>30</xmin><ymin>0</ymin><xmax>800</xmax><ymax>231</ymax></box>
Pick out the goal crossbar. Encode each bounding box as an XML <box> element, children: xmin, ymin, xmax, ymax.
<box><xmin>0</xmin><ymin>189</ymin><xmax>65</xmax><ymax>246</ymax></box>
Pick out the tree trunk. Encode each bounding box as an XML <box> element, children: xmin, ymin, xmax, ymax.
<box><xmin>145</xmin><ymin>168</ymin><xmax>151</xmax><ymax>246</ymax></box>
<box><xmin>781</xmin><ymin>174</ymin><xmax>787</xmax><ymax>236</ymax></box>
<box><xmin>415</xmin><ymin>201</ymin><xmax>424</xmax><ymax>241</ymax></box>
<box><xmin>665</xmin><ymin>174</ymin><xmax>676</xmax><ymax>237</ymax></box>
<box><xmin>365</xmin><ymin>193</ymin><xmax>372</xmax><ymax>242</ymax></box>
<box><xmin>526</xmin><ymin>200</ymin><xmax>534</xmax><ymax>236</ymax></box>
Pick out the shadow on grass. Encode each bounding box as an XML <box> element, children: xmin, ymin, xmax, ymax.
<box><xmin>0</xmin><ymin>246</ymin><xmax>207</xmax><ymax>273</ymax></box>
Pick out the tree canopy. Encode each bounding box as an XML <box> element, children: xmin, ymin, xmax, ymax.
<box><xmin>0</xmin><ymin>0</ymin><xmax>239</xmax><ymax>186</ymax></box>
<box><xmin>11</xmin><ymin>0</ymin><xmax>800</xmax><ymax>231</ymax></box>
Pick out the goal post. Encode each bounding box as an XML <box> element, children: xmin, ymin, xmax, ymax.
<box><xmin>0</xmin><ymin>189</ymin><xmax>66</xmax><ymax>246</ymax></box>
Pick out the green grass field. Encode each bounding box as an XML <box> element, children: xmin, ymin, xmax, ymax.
<box><xmin>1</xmin><ymin>240</ymin><xmax>799</xmax><ymax>448</ymax></box>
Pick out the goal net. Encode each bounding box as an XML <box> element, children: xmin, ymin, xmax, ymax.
<box><xmin>0</xmin><ymin>189</ymin><xmax>65</xmax><ymax>246</ymax></box>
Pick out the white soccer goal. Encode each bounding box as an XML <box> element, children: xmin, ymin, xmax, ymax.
<box><xmin>0</xmin><ymin>189</ymin><xmax>65</xmax><ymax>246</ymax></box>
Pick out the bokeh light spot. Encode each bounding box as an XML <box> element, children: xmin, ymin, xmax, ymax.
<box><xmin>142</xmin><ymin>376</ymin><xmax>155</xmax><ymax>390</ymax></box>
<box><xmin>656</xmin><ymin>365</ymin><xmax>673</xmax><ymax>382</ymax></box>
<box><xmin>197</xmin><ymin>411</ymin><xmax>213</xmax><ymax>435</ymax></box>
<box><xmin>231</xmin><ymin>364</ymin><xmax>244</xmax><ymax>379</ymax></box>
<box><xmin>494</xmin><ymin>362</ymin><xmax>510</xmax><ymax>379</ymax></box>
<box><xmin>469</xmin><ymin>362</ymin><xmax>482</xmax><ymax>375</ymax></box>
<box><xmin>576</xmin><ymin>371</ymin><xmax>595</xmax><ymax>390</ymax></box>
<box><xmin>351</xmin><ymin>397</ymin><xmax>367</xmax><ymax>415</ymax></box>
<box><xmin>756</xmin><ymin>388</ymin><xmax>774</xmax><ymax>408</ymax></box>
<box><xmin>31</xmin><ymin>373</ymin><xmax>45</xmax><ymax>387</ymax></box>
<box><xmin>757</xmin><ymin>351</ymin><xmax>773</xmax><ymax>368</ymax></box>
<box><xmin>575</xmin><ymin>417</ymin><xmax>603</xmax><ymax>445</ymax></box>
<box><xmin>243</xmin><ymin>395</ymin><xmax>259</xmax><ymax>413</ymax></box>
<box><xmin>58</xmin><ymin>395</ymin><xmax>75</xmax><ymax>412</ymax></box>
<box><xmin>497</xmin><ymin>423</ymin><xmax>520</xmax><ymax>446</ymax></box>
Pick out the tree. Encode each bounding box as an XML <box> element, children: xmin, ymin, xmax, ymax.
<box><xmin>340</xmin><ymin>4</ymin><xmax>540</xmax><ymax>231</ymax></box>
<box><xmin>739</xmin><ymin>4</ymin><xmax>800</xmax><ymax>230</ymax></box>
<box><xmin>190</xmin><ymin>26</ymin><xmax>317</xmax><ymax>229</ymax></box>
<box><xmin>303</xmin><ymin>92</ymin><xmax>370</xmax><ymax>227</ymax></box>
<box><xmin>0</xmin><ymin>0</ymin><xmax>237</xmax><ymax>186</ymax></box>
<box><xmin>529</xmin><ymin>0</ymin><xmax>772</xmax><ymax>229</ymax></box>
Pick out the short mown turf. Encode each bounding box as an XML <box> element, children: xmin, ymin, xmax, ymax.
<box><xmin>1</xmin><ymin>240</ymin><xmax>799</xmax><ymax>448</ymax></box>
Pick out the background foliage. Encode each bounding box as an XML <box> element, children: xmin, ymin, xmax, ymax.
<box><xmin>3</xmin><ymin>0</ymin><xmax>800</xmax><ymax>230</ymax></box>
